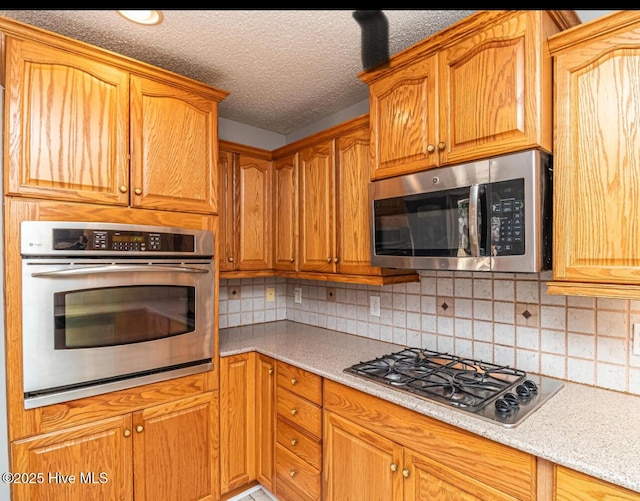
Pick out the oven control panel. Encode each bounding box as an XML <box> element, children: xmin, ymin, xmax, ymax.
<box><xmin>52</xmin><ymin>228</ymin><xmax>195</xmax><ymax>253</ymax></box>
<box><xmin>20</xmin><ymin>222</ymin><xmax>213</xmax><ymax>257</ymax></box>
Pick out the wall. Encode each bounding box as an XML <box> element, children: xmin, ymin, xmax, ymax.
<box><xmin>220</xmin><ymin>272</ymin><xmax>640</xmax><ymax>396</ymax></box>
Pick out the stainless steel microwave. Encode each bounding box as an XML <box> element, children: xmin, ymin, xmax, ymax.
<box><xmin>369</xmin><ymin>149</ymin><xmax>552</xmax><ymax>272</ymax></box>
<box><xmin>20</xmin><ymin>221</ymin><xmax>215</xmax><ymax>409</ymax></box>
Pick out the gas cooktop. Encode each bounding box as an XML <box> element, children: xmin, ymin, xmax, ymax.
<box><xmin>344</xmin><ymin>348</ymin><xmax>563</xmax><ymax>427</ymax></box>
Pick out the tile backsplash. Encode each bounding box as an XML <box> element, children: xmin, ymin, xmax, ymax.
<box><xmin>220</xmin><ymin>271</ymin><xmax>640</xmax><ymax>396</ymax></box>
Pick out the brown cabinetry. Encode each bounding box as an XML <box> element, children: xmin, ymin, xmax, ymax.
<box><xmin>2</xmin><ymin>24</ymin><xmax>227</xmax><ymax>213</ymax></box>
<box><xmin>220</xmin><ymin>353</ymin><xmax>256</xmax><ymax>495</ymax></box>
<box><xmin>256</xmin><ymin>354</ymin><xmax>276</xmax><ymax>492</ymax></box>
<box><xmin>273</xmin><ymin>154</ymin><xmax>299</xmax><ymax>272</ymax></box>
<box><xmin>324</xmin><ymin>379</ymin><xmax>537</xmax><ymax>501</ymax></box>
<box><xmin>362</xmin><ymin>10</ymin><xmax>570</xmax><ymax>180</ymax></box>
<box><xmin>554</xmin><ymin>465</ymin><xmax>640</xmax><ymax>500</ymax></box>
<box><xmin>274</xmin><ymin>115</ymin><xmax>418</xmax><ymax>284</ymax></box>
<box><xmin>547</xmin><ymin>11</ymin><xmax>640</xmax><ymax>298</ymax></box>
<box><xmin>275</xmin><ymin>361</ymin><xmax>323</xmax><ymax>501</ymax></box>
<box><xmin>218</xmin><ymin>141</ymin><xmax>272</xmax><ymax>275</ymax></box>
<box><xmin>11</xmin><ymin>392</ymin><xmax>218</xmax><ymax>501</ymax></box>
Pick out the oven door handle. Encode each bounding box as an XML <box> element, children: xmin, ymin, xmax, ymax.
<box><xmin>30</xmin><ymin>264</ymin><xmax>210</xmax><ymax>277</ymax></box>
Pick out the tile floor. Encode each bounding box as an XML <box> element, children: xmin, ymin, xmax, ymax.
<box><xmin>233</xmin><ymin>486</ymin><xmax>277</xmax><ymax>501</ymax></box>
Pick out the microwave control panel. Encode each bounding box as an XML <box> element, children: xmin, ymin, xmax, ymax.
<box><xmin>489</xmin><ymin>178</ymin><xmax>525</xmax><ymax>256</ymax></box>
<box><xmin>51</xmin><ymin>228</ymin><xmax>195</xmax><ymax>253</ymax></box>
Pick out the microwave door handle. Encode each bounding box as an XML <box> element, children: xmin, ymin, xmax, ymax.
<box><xmin>30</xmin><ymin>264</ymin><xmax>210</xmax><ymax>277</ymax></box>
<box><xmin>468</xmin><ymin>184</ymin><xmax>480</xmax><ymax>257</ymax></box>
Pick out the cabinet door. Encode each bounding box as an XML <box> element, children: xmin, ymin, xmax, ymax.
<box><xmin>4</xmin><ymin>36</ymin><xmax>129</xmax><ymax>205</ymax></box>
<box><xmin>255</xmin><ymin>354</ymin><xmax>276</xmax><ymax>492</ymax></box>
<box><xmin>323</xmin><ymin>411</ymin><xmax>403</xmax><ymax>501</ymax></box>
<box><xmin>11</xmin><ymin>415</ymin><xmax>133</xmax><ymax>501</ymax></box>
<box><xmin>236</xmin><ymin>154</ymin><xmax>272</xmax><ymax>270</ymax></box>
<box><xmin>218</xmin><ymin>148</ymin><xmax>236</xmax><ymax>271</ymax></box>
<box><xmin>439</xmin><ymin>11</ymin><xmax>547</xmax><ymax>165</ymax></box>
<box><xmin>404</xmin><ymin>448</ymin><xmax>519</xmax><ymax>501</ymax></box>
<box><xmin>273</xmin><ymin>154</ymin><xmax>299</xmax><ymax>271</ymax></box>
<box><xmin>133</xmin><ymin>392</ymin><xmax>218</xmax><ymax>501</ymax></box>
<box><xmin>130</xmin><ymin>75</ymin><xmax>218</xmax><ymax>214</ymax></box>
<box><xmin>555</xmin><ymin>465</ymin><xmax>640</xmax><ymax>501</ymax></box>
<box><xmin>552</xmin><ymin>28</ymin><xmax>640</xmax><ymax>286</ymax></box>
<box><xmin>335</xmin><ymin>126</ymin><xmax>379</xmax><ymax>275</ymax></box>
<box><xmin>368</xmin><ymin>54</ymin><xmax>438</xmax><ymax>179</ymax></box>
<box><xmin>220</xmin><ymin>354</ymin><xmax>256</xmax><ymax>494</ymax></box>
<box><xmin>299</xmin><ymin>140</ymin><xmax>335</xmax><ymax>272</ymax></box>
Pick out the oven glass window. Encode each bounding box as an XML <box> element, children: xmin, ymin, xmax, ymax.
<box><xmin>54</xmin><ymin>286</ymin><xmax>196</xmax><ymax>349</ymax></box>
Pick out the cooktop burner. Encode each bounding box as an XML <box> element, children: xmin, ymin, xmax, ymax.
<box><xmin>344</xmin><ymin>348</ymin><xmax>563</xmax><ymax>427</ymax></box>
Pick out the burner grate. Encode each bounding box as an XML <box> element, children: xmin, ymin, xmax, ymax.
<box><xmin>344</xmin><ymin>348</ymin><xmax>526</xmax><ymax>412</ymax></box>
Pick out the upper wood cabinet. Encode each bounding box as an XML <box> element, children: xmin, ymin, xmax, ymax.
<box><xmin>2</xmin><ymin>21</ymin><xmax>227</xmax><ymax>214</ymax></box>
<box><xmin>218</xmin><ymin>141</ymin><xmax>272</xmax><ymax>274</ymax></box>
<box><xmin>275</xmin><ymin>115</ymin><xmax>418</xmax><ymax>284</ymax></box>
<box><xmin>547</xmin><ymin>11</ymin><xmax>640</xmax><ymax>299</ymax></box>
<box><xmin>273</xmin><ymin>154</ymin><xmax>299</xmax><ymax>272</ymax></box>
<box><xmin>362</xmin><ymin>10</ymin><xmax>573</xmax><ymax>180</ymax></box>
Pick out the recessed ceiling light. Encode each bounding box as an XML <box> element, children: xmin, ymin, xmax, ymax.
<box><xmin>117</xmin><ymin>10</ymin><xmax>163</xmax><ymax>26</ymax></box>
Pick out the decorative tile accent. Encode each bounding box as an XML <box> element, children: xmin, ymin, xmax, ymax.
<box><xmin>436</xmin><ymin>296</ymin><xmax>455</xmax><ymax>317</ymax></box>
<box><xmin>516</xmin><ymin>302</ymin><xmax>539</xmax><ymax>328</ymax></box>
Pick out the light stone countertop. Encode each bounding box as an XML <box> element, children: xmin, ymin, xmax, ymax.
<box><xmin>220</xmin><ymin>320</ymin><xmax>640</xmax><ymax>494</ymax></box>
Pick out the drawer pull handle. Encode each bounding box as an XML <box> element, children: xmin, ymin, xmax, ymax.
<box><xmin>290</xmin><ymin>470</ymin><xmax>296</xmax><ymax>478</ymax></box>
<box><xmin>390</xmin><ymin>463</ymin><xmax>398</xmax><ymax>472</ymax></box>
<box><xmin>402</xmin><ymin>468</ymin><xmax>410</xmax><ymax>478</ymax></box>
<box><xmin>291</xmin><ymin>439</ymin><xmax>298</xmax><ymax>446</ymax></box>
<box><xmin>291</xmin><ymin>409</ymin><xmax>298</xmax><ymax>416</ymax></box>
<box><xmin>123</xmin><ymin>429</ymin><xmax>131</xmax><ymax>437</ymax></box>
<box><xmin>268</xmin><ymin>368</ymin><xmax>273</xmax><ymax>375</ymax></box>
<box><xmin>291</xmin><ymin>378</ymin><xmax>298</xmax><ymax>385</ymax></box>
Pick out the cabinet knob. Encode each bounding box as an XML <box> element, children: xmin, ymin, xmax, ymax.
<box><xmin>290</xmin><ymin>470</ymin><xmax>296</xmax><ymax>478</ymax></box>
<box><xmin>327</xmin><ymin>257</ymin><xmax>332</xmax><ymax>263</ymax></box>
<box><xmin>291</xmin><ymin>378</ymin><xmax>297</xmax><ymax>385</ymax></box>
<box><xmin>228</xmin><ymin>257</ymin><xmax>234</xmax><ymax>262</ymax></box>
<box><xmin>134</xmin><ymin>188</ymin><xmax>142</xmax><ymax>195</ymax></box>
<box><xmin>427</xmin><ymin>144</ymin><xmax>435</xmax><ymax>153</ymax></box>
<box><xmin>290</xmin><ymin>257</ymin><xmax>295</xmax><ymax>262</ymax></box>
<box><xmin>291</xmin><ymin>439</ymin><xmax>298</xmax><ymax>446</ymax></box>
<box><xmin>123</xmin><ymin>429</ymin><xmax>131</xmax><ymax>437</ymax></box>
<box><xmin>333</xmin><ymin>257</ymin><xmax>339</xmax><ymax>263</ymax></box>
<box><xmin>268</xmin><ymin>368</ymin><xmax>273</xmax><ymax>375</ymax></box>
<box><xmin>402</xmin><ymin>468</ymin><xmax>410</xmax><ymax>478</ymax></box>
<box><xmin>438</xmin><ymin>141</ymin><xmax>446</xmax><ymax>151</ymax></box>
<box><xmin>136</xmin><ymin>425</ymin><xmax>144</xmax><ymax>433</ymax></box>
<box><xmin>119</xmin><ymin>185</ymin><xmax>128</xmax><ymax>193</ymax></box>
<box><xmin>390</xmin><ymin>463</ymin><xmax>398</xmax><ymax>472</ymax></box>
<box><xmin>291</xmin><ymin>408</ymin><xmax>298</xmax><ymax>416</ymax></box>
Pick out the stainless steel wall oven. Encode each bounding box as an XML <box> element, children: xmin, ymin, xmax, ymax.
<box><xmin>20</xmin><ymin>221</ymin><xmax>214</xmax><ymax>409</ymax></box>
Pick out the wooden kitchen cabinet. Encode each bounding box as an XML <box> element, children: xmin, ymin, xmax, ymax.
<box><xmin>324</xmin><ymin>379</ymin><xmax>537</xmax><ymax>501</ymax></box>
<box><xmin>362</xmin><ymin>10</ymin><xmax>573</xmax><ymax>180</ymax></box>
<box><xmin>276</xmin><ymin>115</ymin><xmax>418</xmax><ymax>284</ymax></box>
<box><xmin>273</xmin><ymin>154</ymin><xmax>299</xmax><ymax>272</ymax></box>
<box><xmin>255</xmin><ymin>354</ymin><xmax>276</xmax><ymax>492</ymax></box>
<box><xmin>554</xmin><ymin>464</ymin><xmax>640</xmax><ymax>501</ymax></box>
<box><xmin>275</xmin><ymin>361</ymin><xmax>323</xmax><ymax>501</ymax></box>
<box><xmin>220</xmin><ymin>353</ymin><xmax>256</xmax><ymax>495</ymax></box>
<box><xmin>10</xmin><ymin>392</ymin><xmax>218</xmax><ymax>501</ymax></box>
<box><xmin>218</xmin><ymin>141</ymin><xmax>272</xmax><ymax>275</ymax></box>
<box><xmin>547</xmin><ymin>11</ymin><xmax>640</xmax><ymax>299</ymax></box>
<box><xmin>2</xmin><ymin>20</ymin><xmax>227</xmax><ymax>214</ymax></box>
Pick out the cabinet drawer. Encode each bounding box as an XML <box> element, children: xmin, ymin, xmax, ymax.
<box><xmin>277</xmin><ymin>388</ymin><xmax>322</xmax><ymax>438</ymax></box>
<box><xmin>276</xmin><ymin>443</ymin><xmax>321</xmax><ymax>501</ymax></box>
<box><xmin>277</xmin><ymin>416</ymin><xmax>321</xmax><ymax>470</ymax></box>
<box><xmin>277</xmin><ymin>361</ymin><xmax>322</xmax><ymax>405</ymax></box>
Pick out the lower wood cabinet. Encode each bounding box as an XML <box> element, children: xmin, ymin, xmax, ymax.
<box><xmin>10</xmin><ymin>392</ymin><xmax>218</xmax><ymax>501</ymax></box>
<box><xmin>554</xmin><ymin>465</ymin><xmax>640</xmax><ymax>501</ymax></box>
<box><xmin>256</xmin><ymin>354</ymin><xmax>276</xmax><ymax>492</ymax></box>
<box><xmin>275</xmin><ymin>361</ymin><xmax>323</xmax><ymax>501</ymax></box>
<box><xmin>324</xmin><ymin>379</ymin><xmax>537</xmax><ymax>501</ymax></box>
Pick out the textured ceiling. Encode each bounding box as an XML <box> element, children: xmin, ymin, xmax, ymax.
<box><xmin>0</xmin><ymin>10</ymin><xmax>612</xmax><ymax>136</ymax></box>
